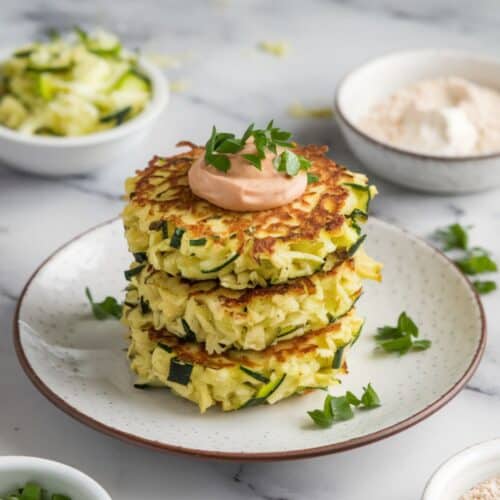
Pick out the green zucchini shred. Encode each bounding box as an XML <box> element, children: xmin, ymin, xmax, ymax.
<box><xmin>347</xmin><ymin>234</ymin><xmax>367</xmax><ymax>257</ymax></box>
<box><xmin>157</xmin><ymin>343</ymin><xmax>172</xmax><ymax>353</ymax></box>
<box><xmin>181</xmin><ymin>318</ymin><xmax>197</xmax><ymax>342</ymax></box>
<box><xmin>189</xmin><ymin>237</ymin><xmax>207</xmax><ymax>246</ymax></box>
<box><xmin>170</xmin><ymin>227</ymin><xmax>186</xmax><ymax>249</ymax></box>
<box><xmin>201</xmin><ymin>253</ymin><xmax>240</xmax><ymax>274</ymax></box>
<box><xmin>133</xmin><ymin>252</ymin><xmax>147</xmax><ymax>263</ymax></box>
<box><xmin>239</xmin><ymin>374</ymin><xmax>286</xmax><ymax>409</ymax></box>
<box><xmin>167</xmin><ymin>358</ymin><xmax>193</xmax><ymax>385</ymax></box>
<box><xmin>100</xmin><ymin>106</ymin><xmax>132</xmax><ymax>125</ymax></box>
<box><xmin>351</xmin><ymin>323</ymin><xmax>364</xmax><ymax>346</ymax></box>
<box><xmin>124</xmin><ymin>264</ymin><xmax>145</xmax><ymax>281</ymax></box>
<box><xmin>239</xmin><ymin>366</ymin><xmax>270</xmax><ymax>383</ymax></box>
<box><xmin>332</xmin><ymin>345</ymin><xmax>346</xmax><ymax>369</ymax></box>
<box><xmin>139</xmin><ymin>296</ymin><xmax>151</xmax><ymax>315</ymax></box>
<box><xmin>276</xmin><ymin>324</ymin><xmax>302</xmax><ymax>338</ymax></box>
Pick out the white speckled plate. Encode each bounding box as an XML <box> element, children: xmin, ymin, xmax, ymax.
<box><xmin>14</xmin><ymin>218</ymin><xmax>485</xmax><ymax>460</ymax></box>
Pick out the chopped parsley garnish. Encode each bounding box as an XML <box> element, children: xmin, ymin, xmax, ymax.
<box><xmin>473</xmin><ymin>280</ymin><xmax>497</xmax><ymax>295</ymax></box>
<box><xmin>307</xmin><ymin>173</ymin><xmax>319</xmax><ymax>184</ymax></box>
<box><xmin>375</xmin><ymin>312</ymin><xmax>431</xmax><ymax>355</ymax></box>
<box><xmin>455</xmin><ymin>248</ymin><xmax>497</xmax><ymax>275</ymax></box>
<box><xmin>204</xmin><ymin>121</ymin><xmax>311</xmax><ymax>175</ymax></box>
<box><xmin>434</xmin><ymin>223</ymin><xmax>469</xmax><ymax>250</ymax></box>
<box><xmin>85</xmin><ymin>287</ymin><xmax>122</xmax><ymax>320</ymax></box>
<box><xmin>308</xmin><ymin>384</ymin><xmax>380</xmax><ymax>428</ymax></box>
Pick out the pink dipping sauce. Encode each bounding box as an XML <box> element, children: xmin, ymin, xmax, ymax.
<box><xmin>188</xmin><ymin>142</ymin><xmax>307</xmax><ymax>211</ymax></box>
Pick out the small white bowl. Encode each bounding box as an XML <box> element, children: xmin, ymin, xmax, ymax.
<box><xmin>0</xmin><ymin>456</ymin><xmax>111</xmax><ymax>499</ymax></box>
<box><xmin>422</xmin><ymin>439</ymin><xmax>500</xmax><ymax>499</ymax></box>
<box><xmin>0</xmin><ymin>56</ymin><xmax>168</xmax><ymax>176</ymax></box>
<box><xmin>334</xmin><ymin>50</ymin><xmax>500</xmax><ymax>194</ymax></box>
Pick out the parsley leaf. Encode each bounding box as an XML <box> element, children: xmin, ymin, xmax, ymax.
<box><xmin>345</xmin><ymin>391</ymin><xmax>361</xmax><ymax>407</ymax></box>
<box><xmin>473</xmin><ymin>280</ymin><xmax>497</xmax><ymax>295</ymax></box>
<box><xmin>330</xmin><ymin>396</ymin><xmax>355</xmax><ymax>421</ymax></box>
<box><xmin>375</xmin><ymin>312</ymin><xmax>431</xmax><ymax>355</ymax></box>
<box><xmin>360</xmin><ymin>383</ymin><xmax>381</xmax><ymax>408</ymax></box>
<box><xmin>397</xmin><ymin>311</ymin><xmax>419</xmax><ymax>337</ymax></box>
<box><xmin>307</xmin><ymin>173</ymin><xmax>319</xmax><ymax>184</ymax></box>
<box><xmin>204</xmin><ymin>122</ymin><xmax>310</xmax><ymax>176</ymax></box>
<box><xmin>434</xmin><ymin>223</ymin><xmax>469</xmax><ymax>250</ymax></box>
<box><xmin>274</xmin><ymin>149</ymin><xmax>302</xmax><ymax>176</ymax></box>
<box><xmin>308</xmin><ymin>385</ymin><xmax>381</xmax><ymax>428</ymax></box>
<box><xmin>207</xmin><ymin>154</ymin><xmax>231</xmax><ymax>173</ymax></box>
<box><xmin>308</xmin><ymin>394</ymin><xmax>334</xmax><ymax>428</ymax></box>
<box><xmin>455</xmin><ymin>248</ymin><xmax>497</xmax><ymax>275</ymax></box>
<box><xmin>85</xmin><ymin>287</ymin><xmax>122</xmax><ymax>320</ymax></box>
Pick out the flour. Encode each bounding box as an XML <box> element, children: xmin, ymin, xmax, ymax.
<box><xmin>358</xmin><ymin>77</ymin><xmax>500</xmax><ymax>156</ymax></box>
<box><xmin>460</xmin><ymin>476</ymin><xmax>500</xmax><ymax>500</ymax></box>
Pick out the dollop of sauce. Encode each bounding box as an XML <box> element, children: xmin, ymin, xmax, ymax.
<box><xmin>188</xmin><ymin>140</ymin><xmax>307</xmax><ymax>211</ymax></box>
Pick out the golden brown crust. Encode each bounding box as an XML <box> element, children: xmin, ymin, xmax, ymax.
<box><xmin>216</xmin><ymin>258</ymin><xmax>356</xmax><ymax>307</ymax></box>
<box><xmin>127</xmin><ymin>143</ymin><xmax>357</xmax><ymax>254</ymax></box>
<box><xmin>148</xmin><ymin>319</ymin><xmax>345</xmax><ymax>369</ymax></box>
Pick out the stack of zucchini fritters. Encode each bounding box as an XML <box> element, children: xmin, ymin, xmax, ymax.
<box><xmin>122</xmin><ymin>142</ymin><xmax>382</xmax><ymax>413</ymax></box>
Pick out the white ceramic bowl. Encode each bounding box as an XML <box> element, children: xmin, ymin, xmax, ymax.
<box><xmin>0</xmin><ymin>456</ymin><xmax>111</xmax><ymax>499</ymax></box>
<box><xmin>0</xmin><ymin>56</ymin><xmax>168</xmax><ymax>176</ymax></box>
<box><xmin>422</xmin><ymin>439</ymin><xmax>500</xmax><ymax>499</ymax></box>
<box><xmin>334</xmin><ymin>50</ymin><xmax>500</xmax><ymax>194</ymax></box>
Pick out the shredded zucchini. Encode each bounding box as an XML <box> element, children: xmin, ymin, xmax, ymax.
<box><xmin>0</xmin><ymin>28</ymin><xmax>151</xmax><ymax>136</ymax></box>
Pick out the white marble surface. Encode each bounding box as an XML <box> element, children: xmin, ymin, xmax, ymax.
<box><xmin>0</xmin><ymin>1</ymin><xmax>499</xmax><ymax>499</ymax></box>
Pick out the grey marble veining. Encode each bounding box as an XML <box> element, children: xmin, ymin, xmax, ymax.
<box><xmin>0</xmin><ymin>1</ymin><xmax>499</xmax><ymax>499</ymax></box>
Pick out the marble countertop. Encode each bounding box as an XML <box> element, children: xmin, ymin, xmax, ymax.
<box><xmin>1</xmin><ymin>1</ymin><xmax>499</xmax><ymax>499</ymax></box>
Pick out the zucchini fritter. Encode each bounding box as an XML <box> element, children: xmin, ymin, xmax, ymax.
<box><xmin>123</xmin><ymin>249</ymin><xmax>381</xmax><ymax>353</ymax></box>
<box><xmin>123</xmin><ymin>143</ymin><xmax>375</xmax><ymax>290</ymax></box>
<box><xmin>128</xmin><ymin>310</ymin><xmax>363</xmax><ymax>413</ymax></box>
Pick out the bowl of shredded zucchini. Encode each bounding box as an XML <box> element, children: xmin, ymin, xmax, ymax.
<box><xmin>0</xmin><ymin>456</ymin><xmax>111</xmax><ymax>500</ymax></box>
<box><xmin>0</xmin><ymin>28</ymin><xmax>168</xmax><ymax>176</ymax></box>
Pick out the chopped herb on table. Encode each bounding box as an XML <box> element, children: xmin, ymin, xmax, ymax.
<box><xmin>85</xmin><ymin>287</ymin><xmax>122</xmax><ymax>320</ymax></box>
<box><xmin>204</xmin><ymin>121</ymin><xmax>311</xmax><ymax>176</ymax></box>
<box><xmin>308</xmin><ymin>384</ymin><xmax>381</xmax><ymax>428</ymax></box>
<box><xmin>455</xmin><ymin>248</ymin><xmax>497</xmax><ymax>275</ymax></box>
<box><xmin>375</xmin><ymin>312</ymin><xmax>431</xmax><ymax>355</ymax></box>
<box><xmin>433</xmin><ymin>223</ymin><xmax>497</xmax><ymax>294</ymax></box>
<box><xmin>433</xmin><ymin>223</ymin><xmax>469</xmax><ymax>250</ymax></box>
<box><xmin>473</xmin><ymin>280</ymin><xmax>497</xmax><ymax>295</ymax></box>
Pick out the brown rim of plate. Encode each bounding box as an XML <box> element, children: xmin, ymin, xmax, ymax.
<box><xmin>333</xmin><ymin>49</ymin><xmax>500</xmax><ymax>163</ymax></box>
<box><xmin>13</xmin><ymin>217</ymin><xmax>487</xmax><ymax>462</ymax></box>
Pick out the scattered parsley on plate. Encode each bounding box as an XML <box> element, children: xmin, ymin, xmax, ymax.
<box><xmin>308</xmin><ymin>384</ymin><xmax>381</xmax><ymax>428</ymax></box>
<box><xmin>85</xmin><ymin>287</ymin><xmax>122</xmax><ymax>320</ymax></box>
<box><xmin>375</xmin><ymin>312</ymin><xmax>431</xmax><ymax>355</ymax></box>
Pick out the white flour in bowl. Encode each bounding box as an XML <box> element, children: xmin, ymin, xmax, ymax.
<box><xmin>460</xmin><ymin>476</ymin><xmax>500</xmax><ymax>499</ymax></box>
<box><xmin>358</xmin><ymin>77</ymin><xmax>500</xmax><ymax>157</ymax></box>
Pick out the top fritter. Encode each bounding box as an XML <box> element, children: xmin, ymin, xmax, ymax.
<box><xmin>123</xmin><ymin>142</ymin><xmax>376</xmax><ymax>290</ymax></box>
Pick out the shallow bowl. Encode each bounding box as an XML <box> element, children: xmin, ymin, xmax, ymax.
<box><xmin>334</xmin><ymin>50</ymin><xmax>500</xmax><ymax>194</ymax></box>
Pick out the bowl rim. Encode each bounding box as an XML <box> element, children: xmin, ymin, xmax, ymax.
<box><xmin>0</xmin><ymin>455</ymin><xmax>111</xmax><ymax>499</ymax></box>
<box><xmin>334</xmin><ymin>48</ymin><xmax>500</xmax><ymax>162</ymax></box>
<box><xmin>0</xmin><ymin>53</ymin><xmax>169</xmax><ymax>147</ymax></box>
<box><xmin>422</xmin><ymin>438</ymin><xmax>500</xmax><ymax>499</ymax></box>
<box><xmin>12</xmin><ymin>217</ymin><xmax>487</xmax><ymax>461</ymax></box>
